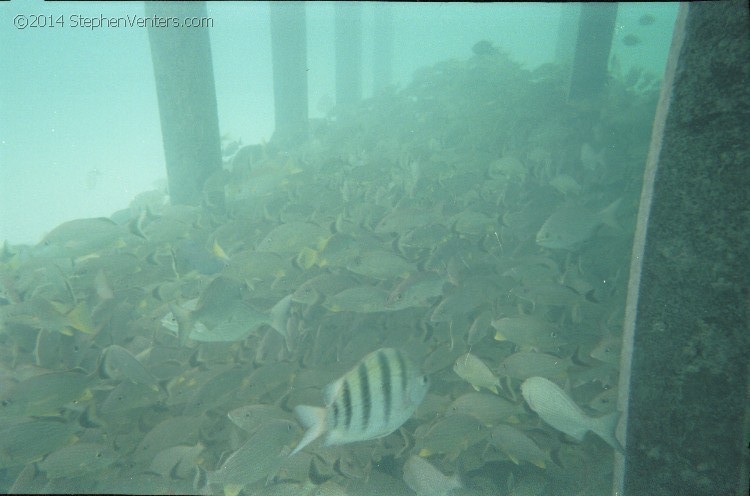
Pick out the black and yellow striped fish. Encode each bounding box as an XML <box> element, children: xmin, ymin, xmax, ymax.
<box><xmin>290</xmin><ymin>347</ymin><xmax>429</xmax><ymax>456</ymax></box>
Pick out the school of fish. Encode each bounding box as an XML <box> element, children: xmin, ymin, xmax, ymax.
<box><xmin>0</xmin><ymin>40</ymin><xmax>660</xmax><ymax>495</ymax></box>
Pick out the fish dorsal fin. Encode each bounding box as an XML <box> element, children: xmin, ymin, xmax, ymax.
<box><xmin>323</xmin><ymin>379</ymin><xmax>342</xmax><ymax>406</ymax></box>
<box><xmin>597</xmin><ymin>198</ymin><xmax>623</xmax><ymax>230</ymax></box>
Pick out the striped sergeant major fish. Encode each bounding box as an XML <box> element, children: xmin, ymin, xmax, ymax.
<box><xmin>290</xmin><ymin>347</ymin><xmax>430</xmax><ymax>456</ymax></box>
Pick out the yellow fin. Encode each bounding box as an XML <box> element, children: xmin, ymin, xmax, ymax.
<box><xmin>79</xmin><ymin>388</ymin><xmax>93</xmax><ymax>402</ymax></box>
<box><xmin>49</xmin><ymin>300</ymin><xmax>70</xmax><ymax>313</ymax></box>
<box><xmin>296</xmin><ymin>247</ymin><xmax>319</xmax><ymax>270</ymax></box>
<box><xmin>212</xmin><ymin>240</ymin><xmax>230</xmax><ymax>261</ymax></box>
<box><xmin>66</xmin><ymin>302</ymin><xmax>96</xmax><ymax>334</ymax></box>
<box><xmin>494</xmin><ymin>330</ymin><xmax>507</xmax><ymax>341</ymax></box>
<box><xmin>283</xmin><ymin>159</ymin><xmax>304</xmax><ymax>175</ymax></box>
<box><xmin>223</xmin><ymin>484</ymin><xmax>242</xmax><ymax>496</ymax></box>
<box><xmin>316</xmin><ymin>235</ymin><xmax>331</xmax><ymax>252</ymax></box>
<box><xmin>418</xmin><ymin>449</ymin><xmax>432</xmax><ymax>457</ymax></box>
<box><xmin>532</xmin><ymin>459</ymin><xmax>546</xmax><ymax>469</ymax></box>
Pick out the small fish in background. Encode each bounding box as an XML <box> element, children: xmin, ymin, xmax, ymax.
<box><xmin>345</xmin><ymin>250</ymin><xmax>415</xmax><ymax>280</ymax></box>
<box><xmin>403</xmin><ymin>455</ymin><xmax>462</xmax><ymax>496</ymax></box>
<box><xmin>498</xmin><ymin>352</ymin><xmax>572</xmax><ymax>382</ymax></box>
<box><xmin>453</xmin><ymin>353</ymin><xmax>500</xmax><ymax>394</ymax></box>
<box><xmin>171</xmin><ymin>239</ymin><xmax>228</xmax><ymax>276</ymax></box>
<box><xmin>590</xmin><ymin>333</ymin><xmax>622</xmax><ymax>365</ymax></box>
<box><xmin>535</xmin><ymin>198</ymin><xmax>622</xmax><ymax>250</ymax></box>
<box><xmin>492</xmin><ymin>316</ymin><xmax>565</xmax><ymax>352</ymax></box>
<box><xmin>446</xmin><ymin>392</ymin><xmax>524</xmax><ymax>426</ymax></box>
<box><xmin>415</xmin><ymin>413</ymin><xmax>489</xmax><ymax>460</ymax></box>
<box><xmin>290</xmin><ymin>347</ymin><xmax>430</xmax><ymax>456</ymax></box>
<box><xmin>638</xmin><ymin>13</ymin><xmax>656</xmax><ymax>26</ymax></box>
<box><xmin>206</xmin><ymin>419</ymin><xmax>301</xmax><ymax>492</ymax></box>
<box><xmin>622</xmin><ymin>34</ymin><xmax>642</xmax><ymax>46</ymax></box>
<box><xmin>323</xmin><ymin>285</ymin><xmax>393</xmax><ymax>313</ymax></box>
<box><xmin>256</xmin><ymin>221</ymin><xmax>330</xmax><ymax>254</ymax></box>
<box><xmin>588</xmin><ymin>387</ymin><xmax>619</xmax><ymax>414</ymax></box>
<box><xmin>0</xmin><ymin>369</ymin><xmax>95</xmax><ymax>420</ymax></box>
<box><xmin>38</xmin><ymin>442</ymin><xmax>117</xmax><ymax>479</ymax></box>
<box><xmin>488</xmin><ymin>424</ymin><xmax>552</xmax><ymax>468</ymax></box>
<box><xmin>167</xmin><ymin>275</ymin><xmax>293</xmax><ymax>344</ymax></box>
<box><xmin>580</xmin><ymin>142</ymin><xmax>606</xmax><ymax>171</ymax></box>
<box><xmin>99</xmin><ymin>344</ymin><xmax>159</xmax><ymax>389</ymax></box>
<box><xmin>549</xmin><ymin>173</ymin><xmax>582</xmax><ymax>197</ymax></box>
<box><xmin>385</xmin><ymin>271</ymin><xmax>447</xmax><ymax>310</ymax></box>
<box><xmin>521</xmin><ymin>376</ymin><xmax>624</xmax><ymax>453</ymax></box>
<box><xmin>149</xmin><ymin>442</ymin><xmax>204</xmax><ymax>479</ymax></box>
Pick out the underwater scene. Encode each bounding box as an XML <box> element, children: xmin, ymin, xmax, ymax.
<box><xmin>0</xmin><ymin>4</ymin><xmax>679</xmax><ymax>496</ymax></box>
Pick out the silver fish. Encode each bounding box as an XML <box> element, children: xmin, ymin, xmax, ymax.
<box><xmin>535</xmin><ymin>198</ymin><xmax>621</xmax><ymax>250</ymax></box>
<box><xmin>38</xmin><ymin>442</ymin><xmax>117</xmax><ymax>479</ymax></box>
<box><xmin>520</xmin><ymin>376</ymin><xmax>623</xmax><ymax>453</ymax></box>
<box><xmin>207</xmin><ymin>419</ymin><xmax>301</xmax><ymax>490</ymax></box>
<box><xmin>290</xmin><ymin>347</ymin><xmax>429</xmax><ymax>455</ymax></box>
<box><xmin>488</xmin><ymin>424</ymin><xmax>551</xmax><ymax>468</ymax></box>
<box><xmin>403</xmin><ymin>455</ymin><xmax>462</xmax><ymax>496</ymax></box>
<box><xmin>453</xmin><ymin>353</ymin><xmax>500</xmax><ymax>394</ymax></box>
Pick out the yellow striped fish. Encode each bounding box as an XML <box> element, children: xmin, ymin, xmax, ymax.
<box><xmin>290</xmin><ymin>348</ymin><xmax>429</xmax><ymax>456</ymax></box>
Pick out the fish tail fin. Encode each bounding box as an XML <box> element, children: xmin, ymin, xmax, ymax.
<box><xmin>290</xmin><ymin>405</ymin><xmax>327</xmax><ymax>456</ymax></box>
<box><xmin>592</xmin><ymin>411</ymin><xmax>625</xmax><ymax>454</ymax></box>
<box><xmin>211</xmin><ymin>240</ymin><xmax>231</xmax><ymax>262</ymax></box>
<box><xmin>598</xmin><ymin>198</ymin><xmax>623</xmax><ymax>231</ymax></box>
<box><xmin>269</xmin><ymin>294</ymin><xmax>292</xmax><ymax>337</ymax></box>
<box><xmin>169</xmin><ymin>302</ymin><xmax>194</xmax><ymax>346</ymax></box>
<box><xmin>450</xmin><ymin>473</ymin><xmax>464</xmax><ymax>491</ymax></box>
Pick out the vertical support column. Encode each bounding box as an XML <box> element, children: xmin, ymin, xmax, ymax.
<box><xmin>146</xmin><ymin>1</ymin><xmax>222</xmax><ymax>206</ymax></box>
<box><xmin>372</xmin><ymin>4</ymin><xmax>394</xmax><ymax>93</ymax></box>
<box><xmin>567</xmin><ymin>3</ymin><xmax>617</xmax><ymax>102</ymax></box>
<box><xmin>554</xmin><ymin>4</ymin><xmax>580</xmax><ymax>83</ymax></box>
<box><xmin>270</xmin><ymin>2</ymin><xmax>309</xmax><ymax>146</ymax></box>
<box><xmin>615</xmin><ymin>2</ymin><xmax>750</xmax><ymax>495</ymax></box>
<box><xmin>334</xmin><ymin>2</ymin><xmax>363</xmax><ymax>107</ymax></box>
